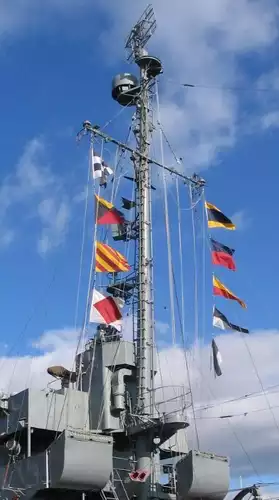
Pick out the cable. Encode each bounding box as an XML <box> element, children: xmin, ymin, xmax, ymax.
<box><xmin>166</xmin><ymin>77</ymin><xmax>279</xmax><ymax>94</ymax></box>
<box><xmin>196</xmin><ymin>383</ymin><xmax>279</xmax><ymax>412</ymax></box>
<box><xmin>242</xmin><ymin>335</ymin><xmax>279</xmax><ymax>441</ymax></box>
<box><xmin>172</xmin><ymin>264</ymin><xmax>200</xmax><ymax>449</ymax></box>
<box><xmin>175</xmin><ymin>178</ymin><xmax>185</xmax><ymax>342</ymax></box>
<box><xmin>155</xmin><ymin>80</ymin><xmax>176</xmax><ymax>345</ymax></box>
<box><xmin>196</xmin><ymin>402</ymin><xmax>279</xmax><ymax>419</ymax></box>
<box><xmin>73</xmin><ymin>140</ymin><xmax>92</xmax><ymax>331</ymax></box>
<box><xmin>189</xmin><ymin>185</ymin><xmax>199</xmax><ymax>349</ymax></box>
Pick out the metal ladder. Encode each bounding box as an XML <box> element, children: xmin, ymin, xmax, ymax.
<box><xmin>100</xmin><ymin>481</ymin><xmax>124</xmax><ymax>500</ymax></box>
<box><xmin>101</xmin><ymin>472</ymin><xmax>130</xmax><ymax>500</ymax></box>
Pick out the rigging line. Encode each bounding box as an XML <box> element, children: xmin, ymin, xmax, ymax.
<box><xmin>136</xmin><ymin>139</ymin><xmax>170</xmax><ymax>414</ymax></box>
<box><xmin>171</xmin><ymin>263</ymin><xmax>200</xmax><ymax>449</ymax></box>
<box><xmin>242</xmin><ymin>334</ymin><xmax>279</xmax><ymax>440</ymax></box>
<box><xmin>201</xmin><ymin>192</ymin><xmax>207</xmax><ymax>347</ymax></box>
<box><xmin>196</xmin><ymin>383</ymin><xmax>279</xmax><ymax>411</ymax></box>
<box><xmin>156</xmin><ymin>121</ymin><xmax>182</xmax><ymax>165</ymax></box>
<box><xmin>58</xmin><ymin>138</ymin><xmax>100</xmax><ymax>433</ymax></box>
<box><xmin>100</xmin><ymin>102</ymin><xmax>135</xmax><ymax>132</ymax></box>
<box><xmin>111</xmin><ymin>126</ymin><xmax>133</xmax><ymax>201</ymax></box>
<box><xmin>155</xmin><ymin>80</ymin><xmax>176</xmax><ymax>345</ymax></box>
<box><xmin>76</xmin><ymin>140</ymin><xmax>102</xmax><ymax>388</ymax></box>
<box><xmin>189</xmin><ymin>185</ymin><xmax>200</xmax><ymax>350</ymax></box>
<box><xmin>168</xmin><ymin>183</ymin><xmax>204</xmax><ymax>212</ymax></box>
<box><xmin>73</xmin><ymin>142</ymin><xmax>92</xmax><ymax>332</ymax></box>
<box><xmin>176</xmin><ymin>178</ymin><xmax>185</xmax><ymax>344</ymax></box>
<box><xmin>225</xmin><ymin>419</ymin><xmax>262</xmax><ymax>481</ymax></box>
<box><xmin>181</xmin><ymin>338</ymin><xmax>262</xmax><ymax>478</ymax></box>
<box><xmin>195</xmin><ymin>402</ymin><xmax>279</xmax><ymax>419</ymax></box>
<box><xmin>180</xmin><ymin>192</ymin><xmax>204</xmax><ymax>210</ymax></box>
<box><xmin>195</xmin><ymin>195</ymin><xmax>263</xmax><ymax>476</ymax></box>
<box><xmin>165</xmin><ymin>77</ymin><xmax>279</xmax><ymax>94</ymax></box>
<box><xmin>110</xmin><ymin>145</ymin><xmax>121</xmax><ymax>203</ymax></box>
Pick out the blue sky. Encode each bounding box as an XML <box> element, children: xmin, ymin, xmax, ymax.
<box><xmin>2</xmin><ymin>0</ymin><xmax>279</xmax><ymax>492</ymax></box>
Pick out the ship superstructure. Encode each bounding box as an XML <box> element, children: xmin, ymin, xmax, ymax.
<box><xmin>0</xmin><ymin>6</ymin><xmax>258</xmax><ymax>500</ymax></box>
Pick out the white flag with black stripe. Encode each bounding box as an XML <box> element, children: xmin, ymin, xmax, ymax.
<box><xmin>213</xmin><ymin>306</ymin><xmax>249</xmax><ymax>334</ymax></box>
<box><xmin>211</xmin><ymin>338</ymin><xmax>222</xmax><ymax>377</ymax></box>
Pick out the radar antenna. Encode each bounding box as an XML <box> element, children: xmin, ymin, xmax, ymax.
<box><xmin>125</xmin><ymin>4</ymin><xmax>157</xmax><ymax>62</ymax></box>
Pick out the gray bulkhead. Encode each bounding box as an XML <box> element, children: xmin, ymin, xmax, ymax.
<box><xmin>0</xmin><ymin>336</ymin><xmax>230</xmax><ymax>500</ymax></box>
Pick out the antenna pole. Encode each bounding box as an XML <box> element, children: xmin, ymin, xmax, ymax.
<box><xmin>125</xmin><ymin>7</ymin><xmax>162</xmax><ymax>499</ymax></box>
<box><xmin>135</xmin><ymin>60</ymin><xmax>154</xmax><ymax>415</ymax></box>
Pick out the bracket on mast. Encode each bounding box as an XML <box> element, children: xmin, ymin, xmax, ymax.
<box><xmin>125</xmin><ymin>5</ymin><xmax>157</xmax><ymax>62</ymax></box>
<box><xmin>78</xmin><ymin>121</ymin><xmax>205</xmax><ymax>188</ymax></box>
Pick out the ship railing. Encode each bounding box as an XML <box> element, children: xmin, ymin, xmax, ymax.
<box><xmin>152</xmin><ymin>384</ymin><xmax>191</xmax><ymax>419</ymax></box>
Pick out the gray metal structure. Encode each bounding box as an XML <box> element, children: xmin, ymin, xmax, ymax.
<box><xmin>0</xmin><ymin>5</ymin><xmax>239</xmax><ymax>500</ymax></box>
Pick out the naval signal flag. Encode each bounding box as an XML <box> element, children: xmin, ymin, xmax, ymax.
<box><xmin>213</xmin><ymin>275</ymin><xmax>246</xmax><ymax>309</ymax></box>
<box><xmin>95</xmin><ymin>195</ymin><xmax>124</xmax><ymax>225</ymax></box>
<box><xmin>211</xmin><ymin>238</ymin><xmax>236</xmax><ymax>271</ymax></box>
<box><xmin>205</xmin><ymin>201</ymin><xmax>236</xmax><ymax>230</ymax></box>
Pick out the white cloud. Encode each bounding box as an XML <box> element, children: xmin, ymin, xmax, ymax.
<box><xmin>0</xmin><ymin>2</ymin><xmax>278</xmax><ymax>174</ymax></box>
<box><xmin>94</xmin><ymin>0</ymin><xmax>278</xmax><ymax>172</ymax></box>
<box><xmin>0</xmin><ymin>0</ymin><xmax>92</xmax><ymax>43</ymax></box>
<box><xmin>0</xmin><ymin>138</ymin><xmax>70</xmax><ymax>254</ymax></box>
<box><xmin>0</xmin><ymin>228</ymin><xmax>15</xmax><ymax>247</ymax></box>
<box><xmin>252</xmin><ymin>69</ymin><xmax>279</xmax><ymax>131</ymax></box>
<box><xmin>3</xmin><ymin>324</ymin><xmax>279</xmax><ymax>485</ymax></box>
<box><xmin>37</xmin><ymin>198</ymin><xmax>70</xmax><ymax>255</ymax></box>
<box><xmin>230</xmin><ymin>210</ymin><xmax>251</xmax><ymax>231</ymax></box>
<box><xmin>0</xmin><ymin>327</ymin><xmax>78</xmax><ymax>394</ymax></box>
<box><xmin>261</xmin><ymin>110</ymin><xmax>279</xmax><ymax>130</ymax></box>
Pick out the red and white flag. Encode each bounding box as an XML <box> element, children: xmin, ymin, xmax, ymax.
<box><xmin>89</xmin><ymin>289</ymin><xmax>123</xmax><ymax>330</ymax></box>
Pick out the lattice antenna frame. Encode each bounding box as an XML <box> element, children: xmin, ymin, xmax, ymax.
<box><xmin>125</xmin><ymin>4</ymin><xmax>157</xmax><ymax>62</ymax></box>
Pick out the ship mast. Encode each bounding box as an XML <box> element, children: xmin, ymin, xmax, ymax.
<box><xmin>125</xmin><ymin>5</ymin><xmax>157</xmax><ymax>417</ymax></box>
<box><xmin>125</xmin><ymin>7</ymin><xmax>161</xmax><ymax>495</ymax></box>
<box><xmin>79</xmin><ymin>7</ymin><xmax>205</xmax><ymax>499</ymax></box>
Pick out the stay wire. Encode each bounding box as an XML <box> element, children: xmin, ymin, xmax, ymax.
<box><xmin>149</xmin><ymin>138</ymin><xmax>260</xmax><ymax>475</ymax></box>
<box><xmin>242</xmin><ymin>335</ymin><xmax>279</xmax><ymax>441</ymax></box>
<box><xmin>175</xmin><ymin>178</ymin><xmax>185</xmax><ymax>341</ymax></box>
<box><xmin>138</xmin><ymin>80</ymin><xmax>261</xmax><ymax>476</ymax></box>
<box><xmin>171</xmin><ymin>263</ymin><xmax>200</xmax><ymax>449</ymax></box>
<box><xmin>196</xmin><ymin>402</ymin><xmax>279</xmax><ymax>420</ymax></box>
<box><xmin>189</xmin><ymin>185</ymin><xmax>200</xmax><ymax>350</ymax></box>
<box><xmin>165</xmin><ymin>77</ymin><xmax>279</xmax><ymax>94</ymax></box>
<box><xmin>55</xmin><ymin>141</ymin><xmax>100</xmax><ymax>434</ymax></box>
<box><xmin>155</xmin><ymin>80</ymin><xmax>176</xmax><ymax>345</ymax></box>
<box><xmin>196</xmin><ymin>382</ymin><xmax>279</xmax><ymax>412</ymax></box>
<box><xmin>73</xmin><ymin>138</ymin><xmax>92</xmax><ymax>332</ymax></box>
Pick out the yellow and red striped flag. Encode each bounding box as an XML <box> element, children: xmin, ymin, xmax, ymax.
<box><xmin>95</xmin><ymin>242</ymin><xmax>130</xmax><ymax>273</ymax></box>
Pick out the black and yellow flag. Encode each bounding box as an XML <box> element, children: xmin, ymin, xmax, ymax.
<box><xmin>205</xmin><ymin>201</ymin><xmax>235</xmax><ymax>230</ymax></box>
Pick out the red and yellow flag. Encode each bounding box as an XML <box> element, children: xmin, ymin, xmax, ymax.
<box><xmin>95</xmin><ymin>242</ymin><xmax>130</xmax><ymax>273</ymax></box>
<box><xmin>213</xmin><ymin>275</ymin><xmax>246</xmax><ymax>309</ymax></box>
<box><xmin>95</xmin><ymin>195</ymin><xmax>124</xmax><ymax>225</ymax></box>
